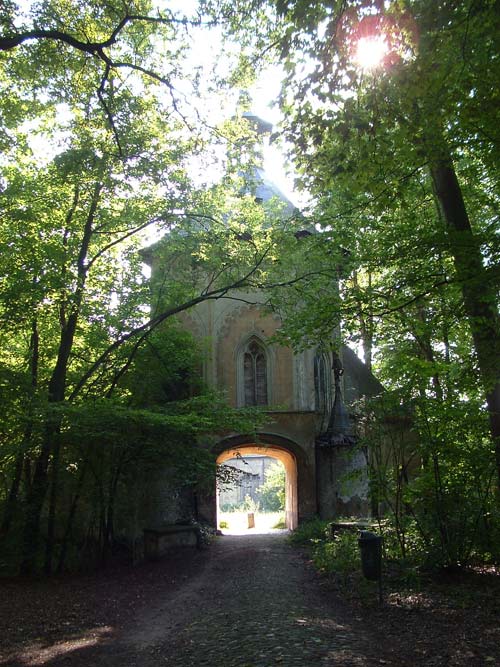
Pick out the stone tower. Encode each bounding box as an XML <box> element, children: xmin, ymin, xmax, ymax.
<box><xmin>142</xmin><ymin>114</ymin><xmax>383</xmax><ymax>528</ymax></box>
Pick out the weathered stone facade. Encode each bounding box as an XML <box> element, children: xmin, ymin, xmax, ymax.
<box><xmin>183</xmin><ymin>296</ymin><xmax>381</xmax><ymax>527</ymax></box>
<box><xmin>142</xmin><ymin>117</ymin><xmax>384</xmax><ymax>528</ymax></box>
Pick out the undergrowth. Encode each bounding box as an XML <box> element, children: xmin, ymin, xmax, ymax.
<box><xmin>288</xmin><ymin>517</ymin><xmax>329</xmax><ymax>546</ymax></box>
<box><xmin>312</xmin><ymin>531</ymin><xmax>360</xmax><ymax>575</ymax></box>
<box><xmin>289</xmin><ymin>517</ymin><xmax>500</xmax><ymax>611</ymax></box>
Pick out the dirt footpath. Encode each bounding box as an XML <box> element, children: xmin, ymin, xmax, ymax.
<box><xmin>2</xmin><ymin>532</ymin><xmax>399</xmax><ymax>667</ymax></box>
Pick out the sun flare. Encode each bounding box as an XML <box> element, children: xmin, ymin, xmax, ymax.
<box><xmin>355</xmin><ymin>35</ymin><xmax>388</xmax><ymax>70</ymax></box>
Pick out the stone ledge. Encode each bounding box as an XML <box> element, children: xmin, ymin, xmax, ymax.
<box><xmin>327</xmin><ymin>520</ymin><xmax>377</xmax><ymax>539</ymax></box>
<box><xmin>143</xmin><ymin>525</ymin><xmax>201</xmax><ymax>560</ymax></box>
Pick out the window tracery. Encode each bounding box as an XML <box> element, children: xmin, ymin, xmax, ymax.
<box><xmin>242</xmin><ymin>339</ymin><xmax>268</xmax><ymax>406</ymax></box>
<box><xmin>314</xmin><ymin>352</ymin><xmax>329</xmax><ymax>414</ymax></box>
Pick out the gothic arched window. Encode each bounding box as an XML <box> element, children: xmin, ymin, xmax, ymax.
<box><xmin>243</xmin><ymin>339</ymin><xmax>268</xmax><ymax>406</ymax></box>
<box><xmin>314</xmin><ymin>353</ymin><xmax>328</xmax><ymax>414</ymax></box>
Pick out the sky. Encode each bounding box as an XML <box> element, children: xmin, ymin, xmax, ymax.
<box><xmin>15</xmin><ymin>0</ymin><xmax>304</xmax><ymax>210</ymax></box>
<box><xmin>248</xmin><ymin>72</ymin><xmax>305</xmax><ymax>208</ymax></box>
<box><xmin>160</xmin><ymin>0</ymin><xmax>305</xmax><ymax>208</ymax></box>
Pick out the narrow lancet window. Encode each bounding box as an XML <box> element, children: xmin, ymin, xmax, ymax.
<box><xmin>243</xmin><ymin>340</ymin><xmax>268</xmax><ymax>406</ymax></box>
<box><xmin>314</xmin><ymin>353</ymin><xmax>328</xmax><ymax>413</ymax></box>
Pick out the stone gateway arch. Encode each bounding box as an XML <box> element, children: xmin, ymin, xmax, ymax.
<box><xmin>203</xmin><ymin>433</ymin><xmax>312</xmax><ymax>531</ymax></box>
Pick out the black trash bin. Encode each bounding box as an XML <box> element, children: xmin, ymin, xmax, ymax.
<box><xmin>358</xmin><ymin>530</ymin><xmax>382</xmax><ymax>581</ymax></box>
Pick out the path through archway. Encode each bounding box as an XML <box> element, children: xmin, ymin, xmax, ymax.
<box><xmin>217</xmin><ymin>445</ymin><xmax>298</xmax><ymax>531</ymax></box>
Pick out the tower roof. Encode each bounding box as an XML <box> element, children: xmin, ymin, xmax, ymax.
<box><xmin>241</xmin><ymin>113</ymin><xmax>298</xmax><ymax>216</ymax></box>
<box><xmin>242</xmin><ymin>112</ymin><xmax>273</xmax><ymax>135</ymax></box>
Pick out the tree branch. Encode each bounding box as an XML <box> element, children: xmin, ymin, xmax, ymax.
<box><xmin>97</xmin><ymin>63</ymin><xmax>123</xmax><ymax>157</ymax></box>
<box><xmin>68</xmin><ymin>267</ymin><xmax>265</xmax><ymax>401</ymax></box>
<box><xmin>86</xmin><ymin>214</ymin><xmax>173</xmax><ymax>270</ymax></box>
<box><xmin>0</xmin><ymin>12</ymin><xmax>206</xmax><ymax>53</ymax></box>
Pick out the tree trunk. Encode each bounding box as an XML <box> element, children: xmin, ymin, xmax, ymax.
<box><xmin>0</xmin><ymin>320</ymin><xmax>39</xmax><ymax>541</ymax></box>
<box><xmin>20</xmin><ymin>317</ymin><xmax>80</xmax><ymax>575</ymax></box>
<box><xmin>44</xmin><ymin>436</ymin><xmax>61</xmax><ymax>574</ymax></box>
<box><xmin>352</xmin><ymin>271</ymin><xmax>373</xmax><ymax>371</ymax></box>
<box><xmin>0</xmin><ymin>450</ymin><xmax>25</xmax><ymax>540</ymax></box>
<box><xmin>429</xmin><ymin>155</ymin><xmax>500</xmax><ymax>490</ymax></box>
<box><xmin>20</xmin><ymin>183</ymin><xmax>102</xmax><ymax>575</ymax></box>
<box><xmin>57</xmin><ymin>461</ymin><xmax>87</xmax><ymax>574</ymax></box>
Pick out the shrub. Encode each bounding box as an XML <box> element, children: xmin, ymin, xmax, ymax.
<box><xmin>288</xmin><ymin>517</ymin><xmax>330</xmax><ymax>546</ymax></box>
<box><xmin>312</xmin><ymin>531</ymin><xmax>360</xmax><ymax>575</ymax></box>
<box><xmin>192</xmin><ymin>521</ymin><xmax>217</xmax><ymax>546</ymax></box>
<box><xmin>242</xmin><ymin>494</ymin><xmax>260</xmax><ymax>513</ymax></box>
<box><xmin>256</xmin><ymin>461</ymin><xmax>285</xmax><ymax>511</ymax></box>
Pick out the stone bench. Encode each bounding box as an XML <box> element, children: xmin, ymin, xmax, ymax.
<box><xmin>143</xmin><ymin>525</ymin><xmax>201</xmax><ymax>560</ymax></box>
<box><xmin>327</xmin><ymin>520</ymin><xmax>375</xmax><ymax>540</ymax></box>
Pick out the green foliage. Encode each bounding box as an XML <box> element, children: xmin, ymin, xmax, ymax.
<box><xmin>242</xmin><ymin>494</ymin><xmax>260</xmax><ymax>513</ymax></box>
<box><xmin>288</xmin><ymin>517</ymin><xmax>329</xmax><ymax>546</ymax></box>
<box><xmin>124</xmin><ymin>324</ymin><xmax>206</xmax><ymax>406</ymax></box>
<box><xmin>362</xmin><ymin>390</ymin><xmax>498</xmax><ymax>569</ymax></box>
<box><xmin>217</xmin><ymin>464</ymin><xmax>246</xmax><ymax>494</ymax></box>
<box><xmin>258</xmin><ymin>0</ymin><xmax>500</xmax><ymax>572</ymax></box>
<box><xmin>0</xmin><ymin>0</ymin><xmax>281</xmax><ymax>574</ymax></box>
<box><xmin>312</xmin><ymin>532</ymin><xmax>360</xmax><ymax>575</ymax></box>
<box><xmin>1</xmin><ymin>0</ymin><xmax>498</xmax><ymax>581</ymax></box>
<box><xmin>289</xmin><ymin>520</ymin><xmax>361</xmax><ymax>577</ymax></box>
<box><xmin>271</xmin><ymin>0</ymin><xmax>499</xmax><ymax>439</ymax></box>
<box><xmin>192</xmin><ymin>521</ymin><xmax>217</xmax><ymax>546</ymax></box>
<box><xmin>256</xmin><ymin>461</ymin><xmax>285</xmax><ymax>511</ymax></box>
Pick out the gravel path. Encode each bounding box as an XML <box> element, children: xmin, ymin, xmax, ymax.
<box><xmin>131</xmin><ymin>532</ymin><xmax>389</xmax><ymax>667</ymax></box>
<box><xmin>0</xmin><ymin>532</ymin><xmax>398</xmax><ymax>667</ymax></box>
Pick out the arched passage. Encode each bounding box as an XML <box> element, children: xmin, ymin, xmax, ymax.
<box><xmin>216</xmin><ymin>444</ymin><xmax>298</xmax><ymax>530</ymax></box>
